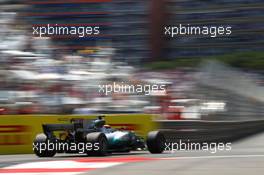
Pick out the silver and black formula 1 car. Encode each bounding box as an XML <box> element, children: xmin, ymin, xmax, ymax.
<box><xmin>33</xmin><ymin>116</ymin><xmax>165</xmax><ymax>157</ymax></box>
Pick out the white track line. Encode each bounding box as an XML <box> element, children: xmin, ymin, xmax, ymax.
<box><xmin>0</xmin><ymin>160</ymin><xmax>124</xmax><ymax>175</ymax></box>
<box><xmin>0</xmin><ymin>173</ymin><xmax>79</xmax><ymax>175</ymax></box>
<box><xmin>3</xmin><ymin>161</ymin><xmax>122</xmax><ymax>169</ymax></box>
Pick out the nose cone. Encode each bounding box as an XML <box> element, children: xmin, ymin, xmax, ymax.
<box><xmin>113</xmin><ymin>131</ymin><xmax>130</xmax><ymax>144</ymax></box>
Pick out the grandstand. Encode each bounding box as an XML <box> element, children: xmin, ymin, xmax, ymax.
<box><xmin>164</xmin><ymin>0</ymin><xmax>264</xmax><ymax>59</ymax></box>
<box><xmin>3</xmin><ymin>0</ymin><xmax>263</xmax><ymax>63</ymax></box>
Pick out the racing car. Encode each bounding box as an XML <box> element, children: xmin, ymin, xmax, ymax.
<box><xmin>33</xmin><ymin>116</ymin><xmax>165</xmax><ymax>157</ymax></box>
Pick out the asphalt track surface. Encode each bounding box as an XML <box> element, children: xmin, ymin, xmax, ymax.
<box><xmin>1</xmin><ymin>132</ymin><xmax>264</xmax><ymax>175</ymax></box>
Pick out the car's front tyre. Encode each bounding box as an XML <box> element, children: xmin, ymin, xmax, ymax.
<box><xmin>146</xmin><ymin>131</ymin><xmax>165</xmax><ymax>154</ymax></box>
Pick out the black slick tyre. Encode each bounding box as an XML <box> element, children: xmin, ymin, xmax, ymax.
<box><xmin>146</xmin><ymin>131</ymin><xmax>165</xmax><ymax>154</ymax></box>
<box><xmin>86</xmin><ymin>132</ymin><xmax>108</xmax><ymax>156</ymax></box>
<box><xmin>33</xmin><ymin>133</ymin><xmax>56</xmax><ymax>157</ymax></box>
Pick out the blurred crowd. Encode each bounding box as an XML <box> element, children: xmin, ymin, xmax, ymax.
<box><xmin>0</xmin><ymin>12</ymin><xmax>179</xmax><ymax>115</ymax></box>
<box><xmin>0</xmin><ymin>10</ymin><xmax>263</xmax><ymax>120</ymax></box>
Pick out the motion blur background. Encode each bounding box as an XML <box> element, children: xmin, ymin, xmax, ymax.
<box><xmin>0</xmin><ymin>0</ymin><xmax>263</xmax><ymax>120</ymax></box>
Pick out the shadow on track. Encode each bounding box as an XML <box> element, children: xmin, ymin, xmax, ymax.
<box><xmin>54</xmin><ymin>151</ymin><xmax>149</xmax><ymax>158</ymax></box>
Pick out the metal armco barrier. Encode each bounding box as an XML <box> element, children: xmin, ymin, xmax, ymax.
<box><xmin>157</xmin><ymin>120</ymin><xmax>264</xmax><ymax>143</ymax></box>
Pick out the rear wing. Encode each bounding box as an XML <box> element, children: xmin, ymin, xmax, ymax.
<box><xmin>42</xmin><ymin>124</ymin><xmax>74</xmax><ymax>136</ymax></box>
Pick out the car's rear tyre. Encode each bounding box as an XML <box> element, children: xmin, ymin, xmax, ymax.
<box><xmin>146</xmin><ymin>131</ymin><xmax>165</xmax><ymax>154</ymax></box>
<box><xmin>33</xmin><ymin>133</ymin><xmax>56</xmax><ymax>157</ymax></box>
<box><xmin>86</xmin><ymin>132</ymin><xmax>108</xmax><ymax>156</ymax></box>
